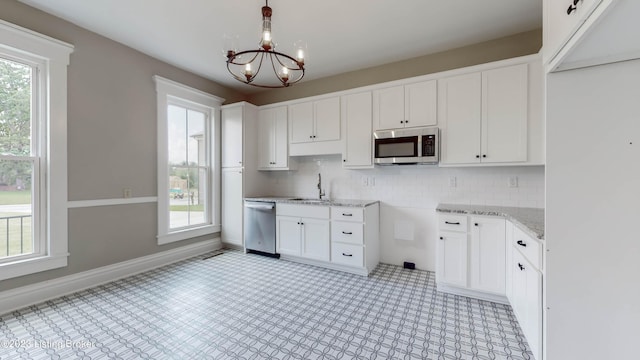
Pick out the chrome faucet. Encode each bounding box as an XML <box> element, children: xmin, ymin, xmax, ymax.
<box><xmin>317</xmin><ymin>173</ymin><xmax>326</xmax><ymax>200</ymax></box>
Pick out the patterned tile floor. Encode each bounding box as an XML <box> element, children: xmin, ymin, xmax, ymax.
<box><xmin>0</xmin><ymin>251</ymin><xmax>533</xmax><ymax>359</ymax></box>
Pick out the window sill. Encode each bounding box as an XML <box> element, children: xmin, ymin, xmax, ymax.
<box><xmin>157</xmin><ymin>224</ymin><xmax>220</xmax><ymax>245</ymax></box>
<box><xmin>0</xmin><ymin>253</ymin><xmax>69</xmax><ymax>281</ymax></box>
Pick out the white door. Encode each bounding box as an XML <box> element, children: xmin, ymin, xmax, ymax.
<box><xmin>221</xmin><ymin>106</ymin><xmax>243</xmax><ymax>168</ymax></box>
<box><xmin>301</xmin><ymin>218</ymin><xmax>330</xmax><ymax>261</ymax></box>
<box><xmin>373</xmin><ymin>85</ymin><xmax>405</xmax><ymax>130</ymax></box>
<box><xmin>314</xmin><ymin>97</ymin><xmax>341</xmax><ymax>142</ymax></box>
<box><xmin>258</xmin><ymin>109</ymin><xmax>273</xmax><ymax>168</ymax></box>
<box><xmin>481</xmin><ymin>64</ymin><xmax>528</xmax><ymax>163</ymax></box>
<box><xmin>272</xmin><ymin>106</ymin><xmax>289</xmax><ymax>168</ymax></box>
<box><xmin>438</xmin><ymin>73</ymin><xmax>482</xmax><ymax>164</ymax></box>
<box><xmin>436</xmin><ymin>232</ymin><xmax>468</xmax><ymax>288</ymax></box>
<box><xmin>405</xmin><ymin>80</ymin><xmax>437</xmax><ymax>128</ymax></box>
<box><xmin>289</xmin><ymin>102</ymin><xmax>314</xmax><ymax>144</ymax></box>
<box><xmin>276</xmin><ymin>216</ymin><xmax>301</xmax><ymax>256</ymax></box>
<box><xmin>469</xmin><ymin>217</ymin><xmax>506</xmax><ymax>295</ymax></box>
<box><xmin>221</xmin><ymin>168</ymin><xmax>243</xmax><ymax>246</ymax></box>
<box><xmin>342</xmin><ymin>92</ymin><xmax>372</xmax><ymax>168</ymax></box>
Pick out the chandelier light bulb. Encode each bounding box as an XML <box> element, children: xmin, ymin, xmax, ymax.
<box><xmin>280</xmin><ymin>66</ymin><xmax>289</xmax><ymax>82</ymax></box>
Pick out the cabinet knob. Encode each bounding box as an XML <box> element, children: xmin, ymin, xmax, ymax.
<box><xmin>518</xmin><ymin>263</ymin><xmax>525</xmax><ymax>271</ymax></box>
<box><xmin>309</xmin><ymin>135</ymin><xmax>313</xmax><ymax>138</ymax></box>
<box><xmin>474</xmin><ymin>223</ymin><xmax>479</xmax><ymax>227</ymax></box>
<box><xmin>239</xmin><ymin>161</ymin><xmax>242</xmax><ymax>164</ymax></box>
<box><xmin>482</xmin><ymin>154</ymin><xmax>487</xmax><ymax>158</ymax></box>
<box><xmin>400</xmin><ymin>120</ymin><xmax>404</xmax><ymax>124</ymax></box>
<box><xmin>343</xmin><ymin>159</ymin><xmax>346</xmax><ymax>162</ymax></box>
<box><xmin>517</xmin><ymin>240</ymin><xmax>527</xmax><ymax>247</ymax></box>
<box><xmin>439</xmin><ymin>237</ymin><xmax>444</xmax><ymax>240</ymax></box>
<box><xmin>300</xmin><ymin>222</ymin><xmax>304</xmax><ymax>225</ymax></box>
<box><xmin>476</xmin><ymin>155</ymin><xmax>480</xmax><ymax>159</ymax></box>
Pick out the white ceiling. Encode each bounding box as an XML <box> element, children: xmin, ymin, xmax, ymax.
<box><xmin>19</xmin><ymin>0</ymin><xmax>542</xmax><ymax>93</ymax></box>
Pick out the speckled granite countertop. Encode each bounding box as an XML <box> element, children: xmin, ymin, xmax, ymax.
<box><xmin>436</xmin><ymin>204</ymin><xmax>545</xmax><ymax>240</ymax></box>
<box><xmin>245</xmin><ymin>197</ymin><xmax>379</xmax><ymax>208</ymax></box>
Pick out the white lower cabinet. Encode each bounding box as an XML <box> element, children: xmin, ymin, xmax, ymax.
<box><xmin>276</xmin><ymin>204</ymin><xmax>330</xmax><ymax>261</ymax></box>
<box><xmin>437</xmin><ymin>214</ymin><xmax>506</xmax><ymax>301</ymax></box>
<box><xmin>276</xmin><ymin>202</ymin><xmax>379</xmax><ymax>276</ymax></box>
<box><xmin>437</xmin><ymin>211</ymin><xmax>544</xmax><ymax>360</ymax></box>
<box><xmin>509</xmin><ymin>227</ymin><xmax>543</xmax><ymax>360</ymax></box>
<box><xmin>469</xmin><ymin>217</ymin><xmax>506</xmax><ymax>295</ymax></box>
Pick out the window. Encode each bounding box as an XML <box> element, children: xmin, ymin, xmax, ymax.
<box><xmin>154</xmin><ymin>76</ymin><xmax>224</xmax><ymax>244</ymax></box>
<box><xmin>0</xmin><ymin>20</ymin><xmax>72</xmax><ymax>280</ymax></box>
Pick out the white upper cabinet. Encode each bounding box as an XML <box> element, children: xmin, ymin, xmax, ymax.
<box><xmin>289</xmin><ymin>97</ymin><xmax>340</xmax><ymax>143</ymax></box>
<box><xmin>373</xmin><ymin>80</ymin><xmax>437</xmax><ymax>131</ymax></box>
<box><xmin>258</xmin><ymin>106</ymin><xmax>290</xmax><ymax>170</ymax></box>
<box><xmin>341</xmin><ymin>92</ymin><xmax>373</xmax><ymax>169</ymax></box>
<box><xmin>543</xmin><ymin>0</ymin><xmax>604</xmax><ymax>67</ymax></box>
<box><xmin>221</xmin><ymin>106</ymin><xmax>244</xmax><ymax>168</ymax></box>
<box><xmin>439</xmin><ymin>63</ymin><xmax>529</xmax><ymax>165</ymax></box>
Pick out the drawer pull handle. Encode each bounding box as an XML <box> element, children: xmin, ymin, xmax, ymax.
<box><xmin>342</xmin><ymin>213</ymin><xmax>353</xmax><ymax>217</ymax></box>
<box><xmin>518</xmin><ymin>263</ymin><xmax>525</xmax><ymax>271</ymax></box>
<box><xmin>444</xmin><ymin>221</ymin><xmax>460</xmax><ymax>225</ymax></box>
<box><xmin>342</xmin><ymin>253</ymin><xmax>353</xmax><ymax>257</ymax></box>
<box><xmin>342</xmin><ymin>231</ymin><xmax>353</xmax><ymax>235</ymax></box>
<box><xmin>517</xmin><ymin>240</ymin><xmax>527</xmax><ymax>247</ymax></box>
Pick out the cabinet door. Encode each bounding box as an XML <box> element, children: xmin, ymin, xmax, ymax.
<box><xmin>221</xmin><ymin>106</ymin><xmax>243</xmax><ymax>168</ymax></box>
<box><xmin>436</xmin><ymin>231</ymin><xmax>468</xmax><ymax>288</ymax></box>
<box><xmin>512</xmin><ymin>250</ymin><xmax>542</xmax><ymax>360</ymax></box>
<box><xmin>289</xmin><ymin>102</ymin><xmax>314</xmax><ymax>144</ymax></box>
<box><xmin>258</xmin><ymin>109</ymin><xmax>273</xmax><ymax>168</ymax></box>
<box><xmin>276</xmin><ymin>216</ymin><xmax>301</xmax><ymax>256</ymax></box>
<box><xmin>481</xmin><ymin>64</ymin><xmax>528</xmax><ymax>163</ymax></box>
<box><xmin>438</xmin><ymin>73</ymin><xmax>482</xmax><ymax>164</ymax></box>
<box><xmin>272</xmin><ymin>106</ymin><xmax>289</xmax><ymax>168</ymax></box>
<box><xmin>314</xmin><ymin>97</ymin><xmax>341</xmax><ymax>142</ymax></box>
<box><xmin>505</xmin><ymin>221</ymin><xmax>515</xmax><ymax>303</ymax></box>
<box><xmin>221</xmin><ymin>168</ymin><xmax>243</xmax><ymax>246</ymax></box>
<box><xmin>373</xmin><ymin>86</ymin><xmax>405</xmax><ymax>130</ymax></box>
<box><xmin>469</xmin><ymin>217</ymin><xmax>506</xmax><ymax>295</ymax></box>
<box><xmin>342</xmin><ymin>92</ymin><xmax>373</xmax><ymax>168</ymax></box>
<box><xmin>405</xmin><ymin>80</ymin><xmax>437</xmax><ymax>128</ymax></box>
<box><xmin>301</xmin><ymin>218</ymin><xmax>330</xmax><ymax>261</ymax></box>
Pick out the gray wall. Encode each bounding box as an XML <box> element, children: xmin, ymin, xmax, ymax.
<box><xmin>248</xmin><ymin>29</ymin><xmax>542</xmax><ymax>105</ymax></box>
<box><xmin>0</xmin><ymin>0</ymin><xmax>245</xmax><ymax>292</ymax></box>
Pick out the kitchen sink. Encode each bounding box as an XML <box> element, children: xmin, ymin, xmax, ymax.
<box><xmin>288</xmin><ymin>198</ymin><xmax>331</xmax><ymax>204</ymax></box>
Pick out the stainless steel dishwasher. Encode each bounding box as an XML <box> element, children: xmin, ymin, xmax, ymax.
<box><xmin>244</xmin><ymin>200</ymin><xmax>277</xmax><ymax>255</ymax></box>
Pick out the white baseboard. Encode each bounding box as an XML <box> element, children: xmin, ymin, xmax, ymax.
<box><xmin>436</xmin><ymin>282</ymin><xmax>509</xmax><ymax>305</ymax></box>
<box><xmin>0</xmin><ymin>238</ymin><xmax>222</xmax><ymax>316</ymax></box>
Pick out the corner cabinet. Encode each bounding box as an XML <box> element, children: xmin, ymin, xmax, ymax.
<box><xmin>373</xmin><ymin>80</ymin><xmax>437</xmax><ymax>131</ymax></box>
<box><xmin>258</xmin><ymin>106</ymin><xmax>292</xmax><ymax>170</ymax></box>
<box><xmin>341</xmin><ymin>92</ymin><xmax>373</xmax><ymax>169</ymax></box>
<box><xmin>438</xmin><ymin>63</ymin><xmax>529</xmax><ymax>165</ymax></box>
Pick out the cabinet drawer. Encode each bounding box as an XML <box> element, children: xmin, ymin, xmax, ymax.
<box><xmin>331</xmin><ymin>243</ymin><xmax>364</xmax><ymax>267</ymax></box>
<box><xmin>513</xmin><ymin>225</ymin><xmax>542</xmax><ymax>270</ymax></box>
<box><xmin>331</xmin><ymin>207</ymin><xmax>364</xmax><ymax>222</ymax></box>
<box><xmin>277</xmin><ymin>203</ymin><xmax>330</xmax><ymax>219</ymax></box>
<box><xmin>331</xmin><ymin>221</ymin><xmax>364</xmax><ymax>245</ymax></box>
<box><xmin>438</xmin><ymin>214</ymin><xmax>468</xmax><ymax>232</ymax></box>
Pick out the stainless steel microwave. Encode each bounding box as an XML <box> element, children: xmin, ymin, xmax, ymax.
<box><xmin>373</xmin><ymin>127</ymin><xmax>439</xmax><ymax>165</ymax></box>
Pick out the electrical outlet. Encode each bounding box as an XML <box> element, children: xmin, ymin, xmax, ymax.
<box><xmin>123</xmin><ymin>188</ymin><xmax>132</xmax><ymax>198</ymax></box>
<box><xmin>508</xmin><ymin>176</ymin><xmax>519</xmax><ymax>188</ymax></box>
<box><xmin>449</xmin><ymin>176</ymin><xmax>457</xmax><ymax>188</ymax></box>
<box><xmin>370</xmin><ymin>176</ymin><xmax>375</xmax><ymax>187</ymax></box>
<box><xmin>362</xmin><ymin>176</ymin><xmax>369</xmax><ymax>187</ymax></box>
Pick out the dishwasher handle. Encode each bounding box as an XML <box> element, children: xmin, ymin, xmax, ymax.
<box><xmin>245</xmin><ymin>202</ymin><xmax>275</xmax><ymax>210</ymax></box>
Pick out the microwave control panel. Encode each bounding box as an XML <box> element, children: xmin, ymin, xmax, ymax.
<box><xmin>423</xmin><ymin>135</ymin><xmax>436</xmax><ymax>156</ymax></box>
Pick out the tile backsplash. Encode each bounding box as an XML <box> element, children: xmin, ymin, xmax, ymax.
<box><xmin>258</xmin><ymin>155</ymin><xmax>545</xmax><ymax>209</ymax></box>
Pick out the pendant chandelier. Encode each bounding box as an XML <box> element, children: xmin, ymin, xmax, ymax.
<box><xmin>225</xmin><ymin>0</ymin><xmax>306</xmax><ymax>88</ymax></box>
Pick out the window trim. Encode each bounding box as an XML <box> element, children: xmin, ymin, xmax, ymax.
<box><xmin>0</xmin><ymin>20</ymin><xmax>73</xmax><ymax>280</ymax></box>
<box><xmin>154</xmin><ymin>76</ymin><xmax>224</xmax><ymax>245</ymax></box>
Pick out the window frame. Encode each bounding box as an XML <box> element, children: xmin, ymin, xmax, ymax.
<box><xmin>154</xmin><ymin>76</ymin><xmax>224</xmax><ymax>245</ymax></box>
<box><xmin>0</xmin><ymin>20</ymin><xmax>73</xmax><ymax>280</ymax></box>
